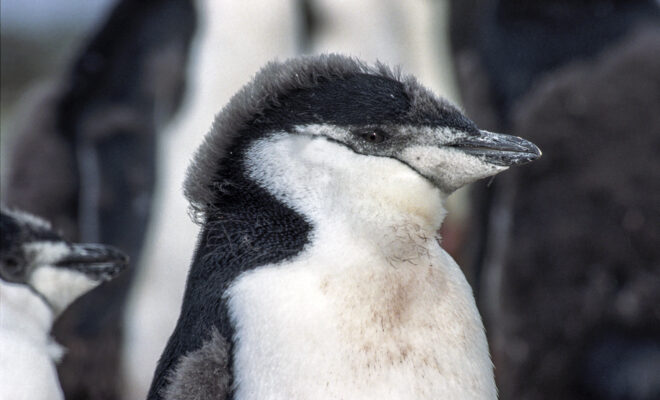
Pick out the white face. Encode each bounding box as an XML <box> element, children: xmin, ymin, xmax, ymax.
<box><xmin>292</xmin><ymin>123</ymin><xmax>512</xmax><ymax>193</ymax></box>
<box><xmin>398</xmin><ymin>145</ymin><xmax>506</xmax><ymax>192</ymax></box>
<box><xmin>22</xmin><ymin>241</ymin><xmax>102</xmax><ymax>315</ymax></box>
<box><xmin>245</xmin><ymin>133</ymin><xmax>447</xmax><ymax>236</ymax></box>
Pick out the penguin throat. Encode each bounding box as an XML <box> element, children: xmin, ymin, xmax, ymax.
<box><xmin>148</xmin><ymin>166</ymin><xmax>312</xmax><ymax>398</ymax></box>
<box><xmin>243</xmin><ymin>134</ymin><xmax>448</xmax><ymax>235</ymax></box>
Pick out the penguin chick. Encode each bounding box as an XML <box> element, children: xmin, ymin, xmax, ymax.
<box><xmin>149</xmin><ymin>54</ymin><xmax>541</xmax><ymax>400</ymax></box>
<box><xmin>0</xmin><ymin>207</ymin><xmax>127</xmax><ymax>400</ymax></box>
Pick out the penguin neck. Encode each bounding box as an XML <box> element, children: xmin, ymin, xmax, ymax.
<box><xmin>188</xmin><ymin>163</ymin><xmax>314</xmax><ymax>334</ymax></box>
<box><xmin>244</xmin><ymin>134</ymin><xmax>449</xmax><ymax>242</ymax></box>
<box><xmin>148</xmin><ymin>162</ymin><xmax>312</xmax><ymax>399</ymax></box>
<box><xmin>0</xmin><ymin>280</ymin><xmax>55</xmax><ymax>347</ymax></box>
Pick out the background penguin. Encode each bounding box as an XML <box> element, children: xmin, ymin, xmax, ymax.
<box><xmin>448</xmin><ymin>1</ymin><xmax>660</xmax><ymax>398</ymax></box>
<box><xmin>148</xmin><ymin>54</ymin><xmax>540</xmax><ymax>399</ymax></box>
<box><xmin>2</xmin><ymin>1</ymin><xmax>196</xmax><ymax>398</ymax></box>
<box><xmin>0</xmin><ymin>206</ymin><xmax>128</xmax><ymax>400</ymax></box>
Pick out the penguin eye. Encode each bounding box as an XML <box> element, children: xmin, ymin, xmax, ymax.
<box><xmin>0</xmin><ymin>255</ymin><xmax>25</xmax><ymax>282</ymax></box>
<box><xmin>356</xmin><ymin>128</ymin><xmax>387</xmax><ymax>144</ymax></box>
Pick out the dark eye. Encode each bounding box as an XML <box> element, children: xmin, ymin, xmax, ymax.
<box><xmin>358</xmin><ymin>128</ymin><xmax>387</xmax><ymax>144</ymax></box>
<box><xmin>0</xmin><ymin>255</ymin><xmax>26</xmax><ymax>282</ymax></box>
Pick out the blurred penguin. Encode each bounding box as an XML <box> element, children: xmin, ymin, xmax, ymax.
<box><xmin>3</xmin><ymin>1</ymin><xmax>196</xmax><ymax>398</ymax></box>
<box><xmin>449</xmin><ymin>1</ymin><xmax>660</xmax><ymax>398</ymax></box>
<box><xmin>0</xmin><ymin>207</ymin><xmax>127</xmax><ymax>400</ymax></box>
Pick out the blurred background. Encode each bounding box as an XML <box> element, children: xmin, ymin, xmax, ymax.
<box><xmin>1</xmin><ymin>1</ymin><xmax>658</xmax><ymax>399</ymax></box>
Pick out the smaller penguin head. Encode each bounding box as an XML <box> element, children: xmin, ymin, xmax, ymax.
<box><xmin>0</xmin><ymin>207</ymin><xmax>128</xmax><ymax>315</ymax></box>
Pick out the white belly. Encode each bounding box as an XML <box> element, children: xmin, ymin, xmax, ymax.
<box><xmin>226</xmin><ymin>236</ymin><xmax>496</xmax><ymax>399</ymax></box>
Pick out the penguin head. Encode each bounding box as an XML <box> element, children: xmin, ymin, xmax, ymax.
<box><xmin>0</xmin><ymin>207</ymin><xmax>128</xmax><ymax>315</ymax></box>
<box><xmin>185</xmin><ymin>54</ymin><xmax>540</xmax><ymax>219</ymax></box>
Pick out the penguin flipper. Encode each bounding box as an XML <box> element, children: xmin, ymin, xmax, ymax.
<box><xmin>162</xmin><ymin>328</ymin><xmax>232</xmax><ymax>400</ymax></box>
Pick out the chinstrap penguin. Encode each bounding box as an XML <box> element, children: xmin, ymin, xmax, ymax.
<box><xmin>0</xmin><ymin>207</ymin><xmax>128</xmax><ymax>400</ymax></box>
<box><xmin>148</xmin><ymin>54</ymin><xmax>540</xmax><ymax>400</ymax></box>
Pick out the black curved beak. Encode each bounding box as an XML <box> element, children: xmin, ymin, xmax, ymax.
<box><xmin>449</xmin><ymin>130</ymin><xmax>542</xmax><ymax>166</ymax></box>
<box><xmin>55</xmin><ymin>243</ymin><xmax>129</xmax><ymax>281</ymax></box>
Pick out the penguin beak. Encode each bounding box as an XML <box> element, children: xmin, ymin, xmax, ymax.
<box><xmin>55</xmin><ymin>243</ymin><xmax>128</xmax><ymax>281</ymax></box>
<box><xmin>448</xmin><ymin>130</ymin><xmax>541</xmax><ymax>167</ymax></box>
<box><xmin>397</xmin><ymin>127</ymin><xmax>542</xmax><ymax>193</ymax></box>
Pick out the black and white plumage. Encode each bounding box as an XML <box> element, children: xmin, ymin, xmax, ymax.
<box><xmin>148</xmin><ymin>54</ymin><xmax>540</xmax><ymax>400</ymax></box>
<box><xmin>0</xmin><ymin>207</ymin><xmax>127</xmax><ymax>400</ymax></box>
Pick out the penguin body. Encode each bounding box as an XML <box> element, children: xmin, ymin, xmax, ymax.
<box><xmin>225</xmin><ymin>135</ymin><xmax>493</xmax><ymax>398</ymax></box>
<box><xmin>150</xmin><ymin>55</ymin><xmax>540</xmax><ymax>399</ymax></box>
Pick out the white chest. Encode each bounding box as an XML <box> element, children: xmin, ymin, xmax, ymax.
<box><xmin>226</xmin><ymin>227</ymin><xmax>496</xmax><ymax>400</ymax></box>
<box><xmin>0</xmin><ymin>282</ymin><xmax>64</xmax><ymax>400</ymax></box>
<box><xmin>229</xmin><ymin>135</ymin><xmax>496</xmax><ymax>398</ymax></box>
